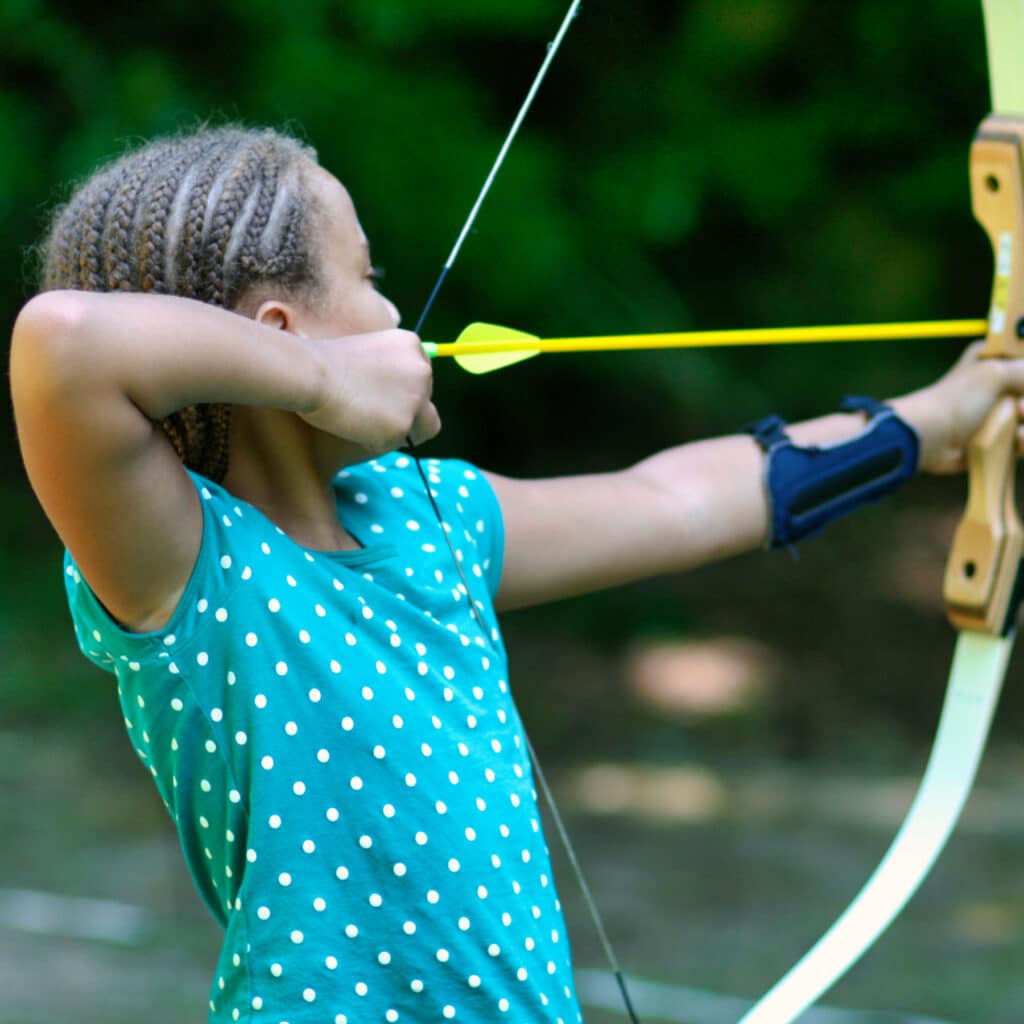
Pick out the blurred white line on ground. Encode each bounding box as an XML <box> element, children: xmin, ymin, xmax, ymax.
<box><xmin>0</xmin><ymin>887</ymin><xmax>151</xmax><ymax>944</ymax></box>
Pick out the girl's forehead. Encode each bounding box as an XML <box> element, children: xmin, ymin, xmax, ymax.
<box><xmin>309</xmin><ymin>165</ymin><xmax>366</xmax><ymax>248</ymax></box>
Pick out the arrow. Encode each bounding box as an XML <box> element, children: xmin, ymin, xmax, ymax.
<box><xmin>422</xmin><ymin>319</ymin><xmax>988</xmax><ymax>375</ymax></box>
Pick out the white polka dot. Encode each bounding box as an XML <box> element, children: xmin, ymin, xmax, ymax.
<box><xmin>436</xmin><ymin>948</ymin><xmax>450</xmax><ymax>963</ymax></box>
<box><xmin>369</xmin><ymin>893</ymin><xmax>383</xmax><ymax>907</ymax></box>
<box><xmin>245</xmin><ymin>632</ymin><xmax>258</xmax><ymax>647</ymax></box>
<box><xmin>405</xmin><ymin>773</ymin><xmax>417</xmax><ymax>787</ymax></box>
<box><xmin>235</xmin><ymin>731</ymin><xmax>247</xmax><ymax>746</ymax></box>
<box><xmin>448</xmin><ymin>858</ymin><xmax>460</xmax><ymax>873</ymax></box>
<box><xmin>279</xmin><ymin>872</ymin><xmax>292</xmax><ymax>887</ymax></box>
<box><xmin>303</xmin><ymin>840</ymin><xmax>316</xmax><ymax>854</ymax></box>
<box><xmin>415</xmin><ymin>831</ymin><xmax>428</xmax><ymax>845</ymax></box>
<box><xmin>488</xmin><ymin>944</ymin><xmax>500</xmax><ymax>956</ymax></box>
<box><xmin>378</xmin><ymin>951</ymin><xmax>392</xmax><ymax>965</ymax></box>
<box><xmin>308</xmin><ymin>688</ymin><xmax>322</xmax><ymax>702</ymax></box>
<box><xmin>341</xmin><ymin>717</ymin><xmax>355</xmax><ymax>731</ymax></box>
<box><xmin>261</xmin><ymin>756</ymin><xmax>274</xmax><ymax>770</ymax></box>
<box><xmin>257</xmin><ymin>906</ymin><xmax>271</xmax><ymax>920</ymax></box>
<box><xmin>275</xmin><ymin>662</ymin><xmax>288</xmax><ymax>676</ymax></box>
<box><xmin>336</xmin><ymin>866</ymin><xmax>349</xmax><ymax>880</ymax></box>
<box><xmin>326</xmin><ymin>807</ymin><xmax>340</xmax><ymax>822</ymax></box>
<box><xmin>254</xmin><ymin>694</ymin><xmax>267</xmax><ymax>709</ymax></box>
<box><xmin>318</xmin><ymin>749</ymin><xmax>331</xmax><ymax>763</ymax></box>
<box><xmin>285</xmin><ymin>721</ymin><xmax>298</xmax><ymax>736</ymax></box>
<box><xmin>345</xmin><ymin>923</ymin><xmax>359</xmax><ymax>938</ymax></box>
<box><xmin>326</xmin><ymin>955</ymin><xmax>338</xmax><ymax>969</ymax></box>
<box><xmin>293</xmin><ymin>781</ymin><xmax>306</xmax><ymax>795</ymax></box>
<box><xmin>215</xmin><ymin>608</ymin><xmax>228</xmax><ymax>622</ymax></box>
<box><xmin>426</xmin><ymin>890</ymin><xmax>440</xmax><ymax>904</ymax></box>
<box><xmin>469</xmin><ymin>975</ymin><xmax>481</xmax><ymax>988</ymax></box>
<box><xmin>303</xmin><ymin>987</ymin><xmax>316</xmax><ymax>1003</ymax></box>
<box><xmin>383</xmin><ymin>804</ymin><xmax>396</xmax><ymax>818</ymax></box>
<box><xmin>197</xmin><ymin>652</ymin><xmax>209</xmax><ymax>667</ymax></box>
<box><xmin>313</xmin><ymin>897</ymin><xmax>326</xmax><ymax>911</ymax></box>
<box><xmin>350</xmin><ymin>776</ymin><xmax>363</xmax><ymax>790</ymax></box>
<box><xmin>404</xmin><ymin>921</ymin><xmax>417</xmax><ymax>935</ymax></box>
<box><xmin>268</xmin><ymin>598</ymin><xmax>281</xmax><ymax>613</ymax></box>
<box><xmin>290</xmin><ymin>930</ymin><xmax>304</xmax><ymax>944</ymax></box>
<box><xmin>270</xmin><ymin>963</ymin><xmax>282</xmax><ymax>977</ymax></box>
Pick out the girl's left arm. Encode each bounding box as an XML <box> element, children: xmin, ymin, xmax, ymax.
<box><xmin>487</xmin><ymin>344</ymin><xmax>1024</xmax><ymax>611</ymax></box>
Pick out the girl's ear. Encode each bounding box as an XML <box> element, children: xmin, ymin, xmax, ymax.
<box><xmin>254</xmin><ymin>300</ymin><xmax>299</xmax><ymax>334</ymax></box>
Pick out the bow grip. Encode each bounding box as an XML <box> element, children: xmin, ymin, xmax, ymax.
<box><xmin>944</xmin><ymin>116</ymin><xmax>1024</xmax><ymax>635</ymax></box>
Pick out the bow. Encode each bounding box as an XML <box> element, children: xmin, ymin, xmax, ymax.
<box><xmin>734</xmin><ymin>3</ymin><xmax>1024</xmax><ymax>1021</ymax></box>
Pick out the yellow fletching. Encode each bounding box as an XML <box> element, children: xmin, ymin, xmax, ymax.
<box><xmin>450</xmin><ymin>322</ymin><xmax>542</xmax><ymax>374</ymax></box>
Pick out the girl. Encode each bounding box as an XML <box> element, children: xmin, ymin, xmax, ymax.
<box><xmin>10</xmin><ymin>125</ymin><xmax>1024</xmax><ymax>1024</ymax></box>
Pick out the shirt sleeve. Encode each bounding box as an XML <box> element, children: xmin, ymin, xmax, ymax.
<box><xmin>63</xmin><ymin>472</ymin><xmax>248</xmax><ymax>673</ymax></box>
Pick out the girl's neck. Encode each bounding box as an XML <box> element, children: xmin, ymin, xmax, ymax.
<box><xmin>221</xmin><ymin>406</ymin><xmax>362</xmax><ymax>552</ymax></box>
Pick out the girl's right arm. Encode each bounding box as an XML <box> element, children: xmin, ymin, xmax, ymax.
<box><xmin>9</xmin><ymin>290</ymin><xmax>433</xmax><ymax>631</ymax></box>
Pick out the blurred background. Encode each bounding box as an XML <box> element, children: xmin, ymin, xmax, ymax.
<box><xmin>3</xmin><ymin>0</ymin><xmax>1024</xmax><ymax>1021</ymax></box>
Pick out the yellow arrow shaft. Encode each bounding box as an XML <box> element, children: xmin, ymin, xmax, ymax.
<box><xmin>429</xmin><ymin>319</ymin><xmax>987</xmax><ymax>357</ymax></box>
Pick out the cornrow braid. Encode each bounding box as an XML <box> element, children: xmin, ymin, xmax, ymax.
<box><xmin>35</xmin><ymin>125</ymin><xmax>319</xmax><ymax>484</ymax></box>
<box><xmin>101</xmin><ymin>142</ymin><xmax>171</xmax><ymax>292</ymax></box>
<box><xmin>77</xmin><ymin>170</ymin><xmax>118</xmax><ymax>292</ymax></box>
<box><xmin>203</xmin><ymin>139</ymin><xmax>266</xmax><ymax>309</ymax></box>
<box><xmin>178</xmin><ymin>134</ymin><xmax>239</xmax><ymax>303</ymax></box>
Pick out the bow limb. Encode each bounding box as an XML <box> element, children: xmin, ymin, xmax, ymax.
<box><xmin>734</xmin><ymin>5</ymin><xmax>1023</xmax><ymax>1022</ymax></box>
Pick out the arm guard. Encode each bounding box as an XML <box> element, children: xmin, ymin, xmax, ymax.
<box><xmin>746</xmin><ymin>396</ymin><xmax>920</xmax><ymax>549</ymax></box>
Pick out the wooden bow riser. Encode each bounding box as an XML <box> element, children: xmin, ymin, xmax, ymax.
<box><xmin>944</xmin><ymin>116</ymin><xmax>1024</xmax><ymax>635</ymax></box>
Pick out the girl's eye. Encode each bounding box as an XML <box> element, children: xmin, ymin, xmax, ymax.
<box><xmin>367</xmin><ymin>265</ymin><xmax>385</xmax><ymax>286</ymax></box>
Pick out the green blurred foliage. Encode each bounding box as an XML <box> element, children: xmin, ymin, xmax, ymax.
<box><xmin>0</xmin><ymin>1</ymin><xmax>1005</xmax><ymax>746</ymax></box>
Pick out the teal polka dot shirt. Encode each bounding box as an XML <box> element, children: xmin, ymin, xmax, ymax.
<box><xmin>64</xmin><ymin>454</ymin><xmax>583</xmax><ymax>1024</ymax></box>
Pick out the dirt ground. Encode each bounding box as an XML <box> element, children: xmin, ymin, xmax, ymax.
<box><xmin>3</xmin><ymin>723</ymin><xmax>1024</xmax><ymax>1024</ymax></box>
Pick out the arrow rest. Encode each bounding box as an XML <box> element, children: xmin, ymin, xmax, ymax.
<box><xmin>944</xmin><ymin>116</ymin><xmax>1024</xmax><ymax>635</ymax></box>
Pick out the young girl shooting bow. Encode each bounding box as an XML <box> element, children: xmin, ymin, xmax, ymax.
<box><xmin>10</xmin><ymin>125</ymin><xmax>1024</xmax><ymax>1024</ymax></box>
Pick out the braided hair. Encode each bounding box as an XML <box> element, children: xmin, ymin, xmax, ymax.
<box><xmin>36</xmin><ymin>125</ymin><xmax>321</xmax><ymax>483</ymax></box>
